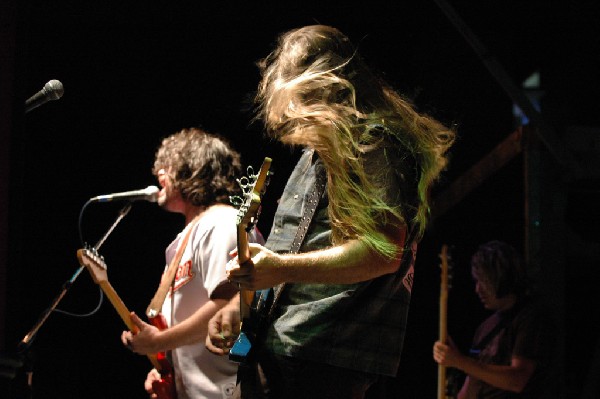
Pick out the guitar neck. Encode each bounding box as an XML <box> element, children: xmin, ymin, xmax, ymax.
<box><xmin>234</xmin><ymin>157</ymin><xmax>271</xmax><ymax>322</ymax></box>
<box><xmin>437</xmin><ymin>288</ymin><xmax>448</xmax><ymax>399</ymax></box>
<box><xmin>439</xmin><ymin>289</ymin><xmax>448</xmax><ymax>343</ymax></box>
<box><xmin>98</xmin><ymin>280</ymin><xmax>136</xmax><ymax>331</ymax></box>
<box><xmin>237</xmin><ymin>231</ymin><xmax>254</xmax><ymax>320</ymax></box>
<box><xmin>438</xmin><ymin>244</ymin><xmax>450</xmax><ymax>399</ymax></box>
<box><xmin>97</xmin><ymin>280</ymin><xmax>162</xmax><ymax>370</ymax></box>
<box><xmin>78</xmin><ymin>248</ymin><xmax>165</xmax><ymax>373</ymax></box>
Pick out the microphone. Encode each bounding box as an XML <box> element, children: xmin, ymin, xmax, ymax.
<box><xmin>25</xmin><ymin>80</ymin><xmax>64</xmax><ymax>113</ymax></box>
<box><xmin>90</xmin><ymin>185</ymin><xmax>160</xmax><ymax>203</ymax></box>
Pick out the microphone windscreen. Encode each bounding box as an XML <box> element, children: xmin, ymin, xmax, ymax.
<box><xmin>46</xmin><ymin>80</ymin><xmax>64</xmax><ymax>100</ymax></box>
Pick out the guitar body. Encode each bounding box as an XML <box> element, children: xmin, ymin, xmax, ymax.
<box><xmin>148</xmin><ymin>314</ymin><xmax>178</xmax><ymax>399</ymax></box>
<box><xmin>229</xmin><ymin>288</ymin><xmax>273</xmax><ymax>363</ymax></box>
<box><xmin>152</xmin><ymin>376</ymin><xmax>177</xmax><ymax>399</ymax></box>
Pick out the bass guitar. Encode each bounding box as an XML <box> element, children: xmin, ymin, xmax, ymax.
<box><xmin>228</xmin><ymin>157</ymin><xmax>272</xmax><ymax>364</ymax></box>
<box><xmin>77</xmin><ymin>247</ymin><xmax>177</xmax><ymax>399</ymax></box>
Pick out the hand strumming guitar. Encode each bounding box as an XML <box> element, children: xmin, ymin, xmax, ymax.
<box><xmin>144</xmin><ymin>368</ymin><xmax>162</xmax><ymax>399</ymax></box>
<box><xmin>205</xmin><ymin>294</ymin><xmax>241</xmax><ymax>355</ymax></box>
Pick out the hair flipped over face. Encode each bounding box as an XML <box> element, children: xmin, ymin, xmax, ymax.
<box><xmin>255</xmin><ymin>25</ymin><xmax>366</xmax><ymax>140</ymax></box>
<box><xmin>254</xmin><ymin>25</ymin><xmax>456</xmax><ymax>259</ymax></box>
<box><xmin>152</xmin><ymin>127</ymin><xmax>242</xmax><ymax>207</ymax></box>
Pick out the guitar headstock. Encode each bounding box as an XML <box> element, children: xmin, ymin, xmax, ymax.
<box><xmin>77</xmin><ymin>247</ymin><xmax>108</xmax><ymax>284</ymax></box>
<box><xmin>230</xmin><ymin>157</ymin><xmax>272</xmax><ymax>310</ymax></box>
<box><xmin>230</xmin><ymin>157</ymin><xmax>272</xmax><ymax>234</ymax></box>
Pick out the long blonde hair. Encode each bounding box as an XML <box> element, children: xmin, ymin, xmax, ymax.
<box><xmin>255</xmin><ymin>25</ymin><xmax>455</xmax><ymax>258</ymax></box>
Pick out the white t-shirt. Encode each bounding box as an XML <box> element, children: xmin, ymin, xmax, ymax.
<box><xmin>161</xmin><ymin>205</ymin><xmax>263</xmax><ymax>399</ymax></box>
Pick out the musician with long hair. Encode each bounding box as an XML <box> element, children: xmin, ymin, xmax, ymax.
<box><xmin>207</xmin><ymin>25</ymin><xmax>455</xmax><ymax>398</ymax></box>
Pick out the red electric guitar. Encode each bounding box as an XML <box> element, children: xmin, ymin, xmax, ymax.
<box><xmin>77</xmin><ymin>248</ymin><xmax>177</xmax><ymax>399</ymax></box>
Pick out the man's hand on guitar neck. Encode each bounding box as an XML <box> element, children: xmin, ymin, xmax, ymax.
<box><xmin>121</xmin><ymin>312</ymin><xmax>163</xmax><ymax>355</ymax></box>
<box><xmin>433</xmin><ymin>336</ymin><xmax>463</xmax><ymax>368</ymax></box>
<box><xmin>205</xmin><ymin>294</ymin><xmax>241</xmax><ymax>356</ymax></box>
<box><xmin>226</xmin><ymin>243</ymin><xmax>286</xmax><ymax>290</ymax></box>
<box><xmin>227</xmin><ymin>234</ymin><xmax>405</xmax><ymax>290</ymax></box>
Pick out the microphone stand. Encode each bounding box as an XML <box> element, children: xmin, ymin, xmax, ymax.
<box><xmin>13</xmin><ymin>202</ymin><xmax>133</xmax><ymax>398</ymax></box>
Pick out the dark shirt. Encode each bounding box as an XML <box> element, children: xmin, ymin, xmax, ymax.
<box><xmin>466</xmin><ymin>298</ymin><xmax>561</xmax><ymax>399</ymax></box>
<box><xmin>264</xmin><ymin>133</ymin><xmax>420</xmax><ymax>376</ymax></box>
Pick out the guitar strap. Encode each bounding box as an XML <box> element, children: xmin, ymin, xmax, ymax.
<box><xmin>265</xmin><ymin>154</ymin><xmax>418</xmax><ymax>319</ymax></box>
<box><xmin>267</xmin><ymin>156</ymin><xmax>327</xmax><ymax>320</ymax></box>
<box><xmin>146</xmin><ymin>218</ymin><xmax>198</xmax><ymax>318</ymax></box>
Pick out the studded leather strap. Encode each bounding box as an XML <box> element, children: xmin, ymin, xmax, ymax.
<box><xmin>268</xmin><ymin>158</ymin><xmax>327</xmax><ymax>318</ymax></box>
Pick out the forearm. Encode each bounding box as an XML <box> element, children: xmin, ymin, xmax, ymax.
<box><xmin>276</xmin><ymin>237</ymin><xmax>402</xmax><ymax>284</ymax></box>
<box><xmin>453</xmin><ymin>355</ymin><xmax>533</xmax><ymax>393</ymax></box>
<box><xmin>155</xmin><ymin>298</ymin><xmax>228</xmax><ymax>351</ymax></box>
<box><xmin>231</xmin><ymin>224</ymin><xmax>406</xmax><ymax>289</ymax></box>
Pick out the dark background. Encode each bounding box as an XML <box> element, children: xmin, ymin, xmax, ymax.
<box><xmin>1</xmin><ymin>1</ymin><xmax>599</xmax><ymax>398</ymax></box>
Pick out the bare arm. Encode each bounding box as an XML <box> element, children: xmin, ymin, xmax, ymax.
<box><xmin>122</xmin><ymin>298</ymin><xmax>229</xmax><ymax>354</ymax></box>
<box><xmin>433</xmin><ymin>340</ymin><xmax>536</xmax><ymax>393</ymax></box>
<box><xmin>228</xmin><ymin>224</ymin><xmax>406</xmax><ymax>290</ymax></box>
<box><xmin>457</xmin><ymin>355</ymin><xmax>536</xmax><ymax>393</ymax></box>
